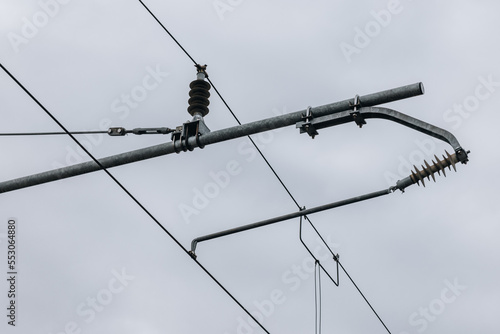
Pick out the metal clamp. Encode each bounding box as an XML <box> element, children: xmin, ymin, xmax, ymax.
<box><xmin>298</xmin><ymin>106</ymin><xmax>319</xmax><ymax>138</ymax></box>
<box><xmin>349</xmin><ymin>95</ymin><xmax>366</xmax><ymax>128</ymax></box>
<box><xmin>171</xmin><ymin>119</ymin><xmax>210</xmax><ymax>153</ymax></box>
<box><xmin>195</xmin><ymin>64</ymin><xmax>208</xmax><ymax>78</ymax></box>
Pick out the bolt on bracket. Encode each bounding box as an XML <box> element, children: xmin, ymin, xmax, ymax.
<box><xmin>349</xmin><ymin>94</ymin><xmax>367</xmax><ymax>128</ymax></box>
<box><xmin>171</xmin><ymin>118</ymin><xmax>210</xmax><ymax>153</ymax></box>
<box><xmin>298</xmin><ymin>106</ymin><xmax>319</xmax><ymax>138</ymax></box>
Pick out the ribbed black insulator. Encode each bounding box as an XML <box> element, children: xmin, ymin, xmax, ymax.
<box><xmin>188</xmin><ymin>79</ymin><xmax>211</xmax><ymax>117</ymax></box>
<box><xmin>410</xmin><ymin>150</ymin><xmax>459</xmax><ymax>187</ymax></box>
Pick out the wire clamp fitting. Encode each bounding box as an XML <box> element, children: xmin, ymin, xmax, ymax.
<box><xmin>195</xmin><ymin>64</ymin><xmax>208</xmax><ymax>78</ymax></box>
<box><xmin>349</xmin><ymin>95</ymin><xmax>366</xmax><ymax>128</ymax></box>
<box><xmin>188</xmin><ymin>250</ymin><xmax>197</xmax><ymax>260</ymax></box>
<box><xmin>298</xmin><ymin>106</ymin><xmax>319</xmax><ymax>138</ymax></box>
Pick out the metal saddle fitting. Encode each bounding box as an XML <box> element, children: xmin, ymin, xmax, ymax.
<box><xmin>350</xmin><ymin>94</ymin><xmax>367</xmax><ymax>128</ymax></box>
<box><xmin>298</xmin><ymin>106</ymin><xmax>319</xmax><ymax>138</ymax></box>
<box><xmin>297</xmin><ymin>94</ymin><xmax>367</xmax><ymax>138</ymax></box>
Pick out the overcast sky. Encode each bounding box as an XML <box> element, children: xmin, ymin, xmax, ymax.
<box><xmin>0</xmin><ymin>1</ymin><xmax>499</xmax><ymax>333</ymax></box>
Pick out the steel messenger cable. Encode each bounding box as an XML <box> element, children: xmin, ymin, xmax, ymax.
<box><xmin>136</xmin><ymin>1</ymin><xmax>393</xmax><ymax>333</ymax></box>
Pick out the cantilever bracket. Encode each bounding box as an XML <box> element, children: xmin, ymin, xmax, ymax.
<box><xmin>296</xmin><ymin>106</ymin><xmax>469</xmax><ymax>164</ymax></box>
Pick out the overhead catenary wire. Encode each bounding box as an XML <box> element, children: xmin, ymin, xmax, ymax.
<box><xmin>0</xmin><ymin>62</ymin><xmax>270</xmax><ymax>334</ymax></box>
<box><xmin>133</xmin><ymin>2</ymin><xmax>393</xmax><ymax>333</ymax></box>
<box><xmin>338</xmin><ymin>260</ymin><xmax>393</xmax><ymax>334</ymax></box>
<box><xmin>137</xmin><ymin>0</ymin><xmax>197</xmax><ymax>65</ymax></box>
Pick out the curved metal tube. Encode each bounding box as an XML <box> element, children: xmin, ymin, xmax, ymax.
<box><xmin>296</xmin><ymin>106</ymin><xmax>469</xmax><ymax>163</ymax></box>
<box><xmin>360</xmin><ymin>107</ymin><xmax>463</xmax><ymax>153</ymax></box>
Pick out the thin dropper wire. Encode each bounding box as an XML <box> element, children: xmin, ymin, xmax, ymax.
<box><xmin>0</xmin><ymin>62</ymin><xmax>270</xmax><ymax>334</ymax></box>
<box><xmin>314</xmin><ymin>260</ymin><xmax>322</xmax><ymax>334</ymax></box>
<box><xmin>136</xmin><ymin>2</ymin><xmax>391</xmax><ymax>333</ymax></box>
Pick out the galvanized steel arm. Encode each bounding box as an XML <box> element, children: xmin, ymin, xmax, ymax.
<box><xmin>296</xmin><ymin>105</ymin><xmax>468</xmax><ymax>162</ymax></box>
<box><xmin>296</xmin><ymin>104</ymin><xmax>469</xmax><ymax>191</ymax></box>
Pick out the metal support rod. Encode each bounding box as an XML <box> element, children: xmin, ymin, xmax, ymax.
<box><xmin>189</xmin><ymin>187</ymin><xmax>392</xmax><ymax>256</ymax></box>
<box><xmin>0</xmin><ymin>83</ymin><xmax>423</xmax><ymax>194</ymax></box>
<box><xmin>299</xmin><ymin>106</ymin><xmax>463</xmax><ymax>152</ymax></box>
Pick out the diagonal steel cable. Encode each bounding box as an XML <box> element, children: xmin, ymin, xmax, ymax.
<box><xmin>0</xmin><ymin>62</ymin><xmax>270</xmax><ymax>334</ymax></box>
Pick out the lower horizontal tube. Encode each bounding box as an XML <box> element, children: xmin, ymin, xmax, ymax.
<box><xmin>190</xmin><ymin>187</ymin><xmax>392</xmax><ymax>254</ymax></box>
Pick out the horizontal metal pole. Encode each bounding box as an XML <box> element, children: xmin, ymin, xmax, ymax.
<box><xmin>0</xmin><ymin>83</ymin><xmax>423</xmax><ymax>194</ymax></box>
<box><xmin>198</xmin><ymin>82</ymin><xmax>424</xmax><ymax>146</ymax></box>
<box><xmin>190</xmin><ymin>187</ymin><xmax>393</xmax><ymax>255</ymax></box>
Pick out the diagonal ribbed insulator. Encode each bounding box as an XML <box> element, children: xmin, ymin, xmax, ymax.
<box><xmin>444</xmin><ymin>150</ymin><xmax>457</xmax><ymax>172</ymax></box>
<box><xmin>424</xmin><ymin>160</ymin><xmax>436</xmax><ymax>182</ymax></box>
<box><xmin>434</xmin><ymin>154</ymin><xmax>446</xmax><ymax>177</ymax></box>
<box><xmin>409</xmin><ymin>151</ymin><xmax>460</xmax><ymax>187</ymax></box>
<box><xmin>412</xmin><ymin>165</ymin><xmax>425</xmax><ymax>187</ymax></box>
